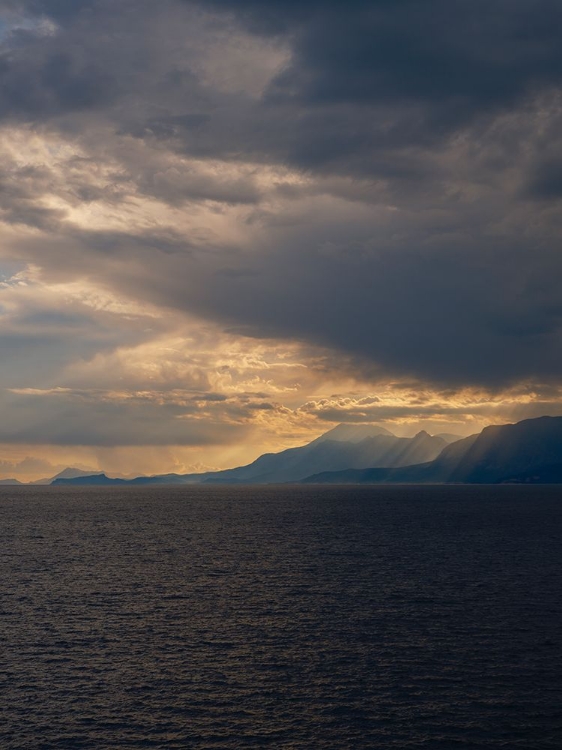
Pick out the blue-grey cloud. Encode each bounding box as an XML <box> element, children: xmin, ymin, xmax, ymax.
<box><xmin>0</xmin><ymin>0</ymin><xmax>561</xmax><ymax>400</ymax></box>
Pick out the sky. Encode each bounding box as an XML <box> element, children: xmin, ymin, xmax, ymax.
<box><xmin>1</xmin><ymin>0</ymin><xmax>562</xmax><ymax>480</ymax></box>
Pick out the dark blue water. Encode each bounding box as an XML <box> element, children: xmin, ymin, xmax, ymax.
<box><xmin>1</xmin><ymin>485</ymin><xmax>561</xmax><ymax>749</ymax></box>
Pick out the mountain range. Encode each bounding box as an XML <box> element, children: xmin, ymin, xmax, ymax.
<box><xmin>53</xmin><ymin>423</ymin><xmax>449</xmax><ymax>486</ymax></box>
<box><xmin>304</xmin><ymin>416</ymin><xmax>562</xmax><ymax>484</ymax></box>
<box><xmin>4</xmin><ymin>416</ymin><xmax>560</xmax><ymax>487</ymax></box>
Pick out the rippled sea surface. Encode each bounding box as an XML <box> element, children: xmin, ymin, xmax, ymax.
<box><xmin>1</xmin><ymin>485</ymin><xmax>562</xmax><ymax>749</ymax></box>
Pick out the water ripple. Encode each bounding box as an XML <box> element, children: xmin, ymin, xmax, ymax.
<box><xmin>1</xmin><ymin>484</ymin><xmax>561</xmax><ymax>749</ymax></box>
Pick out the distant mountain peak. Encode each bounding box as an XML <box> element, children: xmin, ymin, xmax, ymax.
<box><xmin>312</xmin><ymin>423</ymin><xmax>395</xmax><ymax>445</ymax></box>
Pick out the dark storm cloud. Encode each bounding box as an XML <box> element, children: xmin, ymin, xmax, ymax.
<box><xmin>123</xmin><ymin>229</ymin><xmax>562</xmax><ymax>389</ymax></box>
<box><xmin>198</xmin><ymin>0</ymin><xmax>562</xmax><ymax>126</ymax></box>
<box><xmin>0</xmin><ymin>50</ymin><xmax>115</xmax><ymax>119</ymax></box>
<box><xmin>1</xmin><ymin>0</ymin><xmax>562</xmax><ymax>394</ymax></box>
<box><xmin>2</xmin><ymin>0</ymin><xmax>556</xmax><ymax>173</ymax></box>
<box><xmin>0</xmin><ymin>6</ymin><xmax>118</xmax><ymax>119</ymax></box>
<box><xmin>111</xmin><ymin>0</ymin><xmax>562</xmax><ymax>193</ymax></box>
<box><xmin>273</xmin><ymin>1</ymin><xmax>562</xmax><ymax>104</ymax></box>
<box><xmin>527</xmin><ymin>159</ymin><xmax>562</xmax><ymax>200</ymax></box>
<box><xmin>4</xmin><ymin>0</ymin><xmax>558</xmax><ymax>176</ymax></box>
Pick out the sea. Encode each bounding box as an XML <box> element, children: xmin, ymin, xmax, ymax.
<box><xmin>1</xmin><ymin>484</ymin><xmax>561</xmax><ymax>749</ymax></box>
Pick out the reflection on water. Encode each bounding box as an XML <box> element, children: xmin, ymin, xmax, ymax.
<box><xmin>1</xmin><ymin>484</ymin><xmax>561</xmax><ymax>748</ymax></box>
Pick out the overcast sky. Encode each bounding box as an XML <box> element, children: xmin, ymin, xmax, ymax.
<box><xmin>1</xmin><ymin>0</ymin><xmax>561</xmax><ymax>479</ymax></box>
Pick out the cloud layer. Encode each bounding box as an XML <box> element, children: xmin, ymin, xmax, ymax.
<box><xmin>0</xmin><ymin>0</ymin><xmax>561</xmax><ymax>472</ymax></box>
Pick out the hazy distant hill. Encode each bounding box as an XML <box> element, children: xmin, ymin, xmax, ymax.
<box><xmin>0</xmin><ymin>478</ymin><xmax>23</xmax><ymax>486</ymax></box>
<box><xmin>303</xmin><ymin>416</ymin><xmax>562</xmax><ymax>484</ymax></box>
<box><xmin>53</xmin><ymin>424</ymin><xmax>448</xmax><ymax>485</ymax></box>
<box><xmin>33</xmin><ymin>468</ymin><xmax>103</xmax><ymax>485</ymax></box>
<box><xmin>53</xmin><ymin>473</ymin><xmax>128</xmax><ymax>486</ymax></box>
